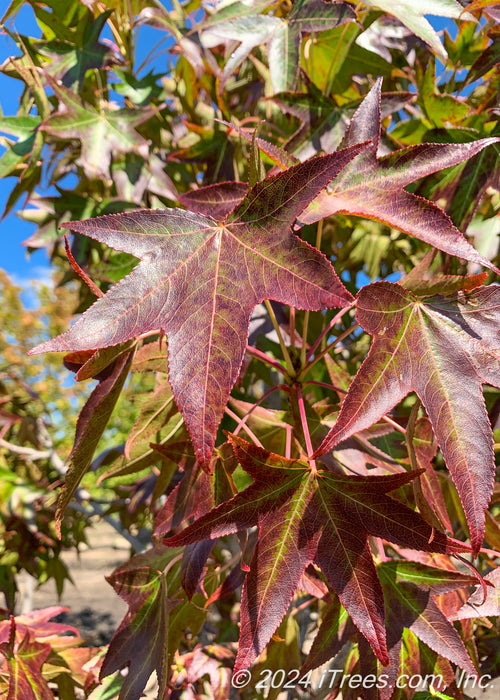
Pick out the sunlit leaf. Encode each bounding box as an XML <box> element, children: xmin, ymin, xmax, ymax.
<box><xmin>315</xmin><ymin>281</ymin><xmax>500</xmax><ymax>554</ymax></box>
<box><xmin>163</xmin><ymin>436</ymin><xmax>471</xmax><ymax>671</ymax></box>
<box><xmin>29</xmin><ymin>146</ymin><xmax>367</xmax><ymax>466</ymax></box>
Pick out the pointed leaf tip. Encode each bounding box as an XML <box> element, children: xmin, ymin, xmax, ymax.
<box><xmin>315</xmin><ymin>282</ymin><xmax>500</xmax><ymax>555</ymax></box>
<box><xmin>164</xmin><ymin>438</ymin><xmax>472</xmax><ymax>668</ymax></box>
<box><xmin>29</xmin><ymin>148</ymin><xmax>365</xmax><ymax>466</ymax></box>
<box><xmin>300</xmin><ymin>86</ymin><xmax>500</xmax><ymax>275</ymax></box>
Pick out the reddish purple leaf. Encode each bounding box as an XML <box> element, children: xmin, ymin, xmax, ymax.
<box><xmin>162</xmin><ymin>436</ymin><xmax>471</xmax><ymax>671</ymax></box>
<box><xmin>412</xmin><ymin>417</ymin><xmax>453</xmax><ymax>533</ymax></box>
<box><xmin>451</xmin><ymin>567</ymin><xmax>500</xmax><ymax>621</ymax></box>
<box><xmin>315</xmin><ymin>281</ymin><xmax>500</xmax><ymax>554</ymax></box>
<box><xmin>101</xmin><ymin>548</ymin><xmax>182</xmax><ymax>700</ymax></box>
<box><xmin>154</xmin><ymin>450</ymin><xmax>213</xmax><ymax>536</ymax></box>
<box><xmin>29</xmin><ymin>146</ymin><xmax>367</xmax><ymax>467</ymax></box>
<box><xmin>0</xmin><ymin>607</ymin><xmax>79</xmax><ymax>643</ymax></box>
<box><xmin>172</xmin><ymin>645</ymin><xmax>233</xmax><ymax>699</ymax></box>
<box><xmin>0</xmin><ymin>618</ymin><xmax>52</xmax><ymax>700</ymax></box>
<box><xmin>56</xmin><ymin>350</ymin><xmax>133</xmax><ymax>528</ymax></box>
<box><xmin>179</xmin><ymin>181</ymin><xmax>249</xmax><ymax>219</ymax></box>
<box><xmin>180</xmin><ymin>540</ymin><xmax>216</xmax><ymax>600</ymax></box>
<box><xmin>299</xmin><ymin>79</ymin><xmax>500</xmax><ymax>274</ymax></box>
<box><xmin>379</xmin><ymin>560</ymin><xmax>479</xmax><ymax>695</ymax></box>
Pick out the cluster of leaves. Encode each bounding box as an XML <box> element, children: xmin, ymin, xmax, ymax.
<box><xmin>0</xmin><ymin>606</ymin><xmax>103</xmax><ymax>698</ymax></box>
<box><xmin>0</xmin><ymin>271</ymin><xmax>89</xmax><ymax>610</ymax></box>
<box><xmin>1</xmin><ymin>0</ymin><xmax>500</xmax><ymax>698</ymax></box>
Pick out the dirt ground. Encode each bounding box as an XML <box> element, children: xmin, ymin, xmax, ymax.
<box><xmin>28</xmin><ymin>519</ymin><xmax>130</xmax><ymax>646</ymax></box>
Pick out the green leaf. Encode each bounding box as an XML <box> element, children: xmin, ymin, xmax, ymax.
<box><xmin>0</xmin><ymin>116</ymin><xmax>42</xmax><ymax>139</ymax></box>
<box><xmin>201</xmin><ymin>1</ymin><xmax>356</xmax><ymax>92</ymax></box>
<box><xmin>39</xmin><ymin>10</ymin><xmax>116</xmax><ymax>89</ymax></box>
<box><xmin>420</xmin><ymin>59</ymin><xmax>470</xmax><ymax>127</ymax></box>
<box><xmin>358</xmin><ymin>0</ymin><xmax>474</xmax><ymax>58</ymax></box>
<box><xmin>41</xmin><ymin>77</ymin><xmax>154</xmax><ymax>179</ymax></box>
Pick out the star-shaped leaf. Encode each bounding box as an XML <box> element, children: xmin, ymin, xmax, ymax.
<box><xmin>29</xmin><ymin>145</ymin><xmax>367</xmax><ymax>466</ymax></box>
<box><xmin>201</xmin><ymin>0</ymin><xmax>356</xmax><ymax>93</ymax></box>
<box><xmin>300</xmin><ymin>79</ymin><xmax>500</xmax><ymax>274</ymax></box>
<box><xmin>41</xmin><ymin>76</ymin><xmax>154</xmax><ymax>179</ymax></box>
<box><xmin>40</xmin><ymin>10</ymin><xmax>118</xmax><ymax>89</ymax></box>
<box><xmin>163</xmin><ymin>435</ymin><xmax>471</xmax><ymax>671</ymax></box>
<box><xmin>0</xmin><ymin>618</ymin><xmax>52</xmax><ymax>700</ymax></box>
<box><xmin>314</xmin><ymin>281</ymin><xmax>500</xmax><ymax>554</ymax></box>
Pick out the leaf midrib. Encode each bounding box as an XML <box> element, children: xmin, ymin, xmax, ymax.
<box><xmin>248</xmin><ymin>471</ymin><xmax>314</xmax><ymax>645</ymax></box>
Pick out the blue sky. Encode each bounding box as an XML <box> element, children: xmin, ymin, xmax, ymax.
<box><xmin>0</xmin><ymin>4</ymin><xmax>48</xmax><ymax>285</ymax></box>
<box><xmin>0</xmin><ymin>4</ymin><xmax>457</xmax><ymax>290</ymax></box>
<box><xmin>0</xmin><ymin>1</ymin><xmax>174</xmax><ymax>290</ymax></box>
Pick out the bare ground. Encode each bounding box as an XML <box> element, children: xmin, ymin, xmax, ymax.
<box><xmin>26</xmin><ymin>520</ymin><xmax>130</xmax><ymax>646</ymax></box>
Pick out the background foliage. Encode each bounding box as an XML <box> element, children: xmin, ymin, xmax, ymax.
<box><xmin>0</xmin><ymin>0</ymin><xmax>499</xmax><ymax>698</ymax></box>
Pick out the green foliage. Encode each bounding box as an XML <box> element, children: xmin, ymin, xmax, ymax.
<box><xmin>1</xmin><ymin>0</ymin><xmax>500</xmax><ymax>699</ymax></box>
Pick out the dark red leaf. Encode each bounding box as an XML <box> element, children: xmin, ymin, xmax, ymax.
<box><xmin>299</xmin><ymin>79</ymin><xmax>500</xmax><ymax>274</ymax></box>
<box><xmin>29</xmin><ymin>146</ymin><xmax>368</xmax><ymax>467</ymax></box>
<box><xmin>162</xmin><ymin>436</ymin><xmax>471</xmax><ymax>671</ymax></box>
<box><xmin>315</xmin><ymin>282</ymin><xmax>500</xmax><ymax>554</ymax></box>
<box><xmin>56</xmin><ymin>349</ymin><xmax>133</xmax><ymax>529</ymax></box>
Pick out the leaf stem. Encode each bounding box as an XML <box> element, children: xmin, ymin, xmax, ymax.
<box><xmin>245</xmin><ymin>345</ymin><xmax>288</xmax><ymax>375</ymax></box>
<box><xmin>300</xmin><ymin>310</ymin><xmax>310</xmax><ymax>368</ymax></box>
<box><xmin>405</xmin><ymin>398</ymin><xmax>421</xmax><ymax>470</ymax></box>
<box><xmin>381</xmin><ymin>414</ymin><xmax>406</xmax><ymax>436</ymax></box>
<box><xmin>162</xmin><ymin>553</ymin><xmax>184</xmax><ymax>576</ymax></box>
<box><xmin>264</xmin><ymin>300</ymin><xmax>295</xmax><ymax>377</ymax></box>
<box><xmin>304</xmin><ymin>380</ymin><xmax>407</xmax><ymax>435</ymax></box>
<box><xmin>299</xmin><ymin>223</ymin><xmax>325</xmax><ymax>368</ymax></box>
<box><xmin>64</xmin><ymin>235</ymin><xmax>103</xmax><ymax>298</ymax></box>
<box><xmin>289</xmin><ymin>307</ymin><xmax>296</xmax><ymax>348</ymax></box>
<box><xmin>285</xmin><ymin>423</ymin><xmax>292</xmax><ymax>459</ymax></box>
<box><xmin>229</xmin><ymin>384</ymin><xmax>288</xmax><ymax>435</ymax></box>
<box><xmin>304</xmin><ymin>379</ymin><xmax>346</xmax><ymax>394</ymax></box>
<box><xmin>299</xmin><ymin>323</ymin><xmax>358</xmax><ymax>379</ymax></box>
<box><xmin>306</xmin><ymin>302</ymin><xmax>355</xmax><ymax>361</ymax></box>
<box><xmin>225</xmin><ymin>406</ymin><xmax>264</xmax><ymax>448</ymax></box>
<box><xmin>295</xmin><ymin>383</ymin><xmax>316</xmax><ymax>471</ymax></box>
